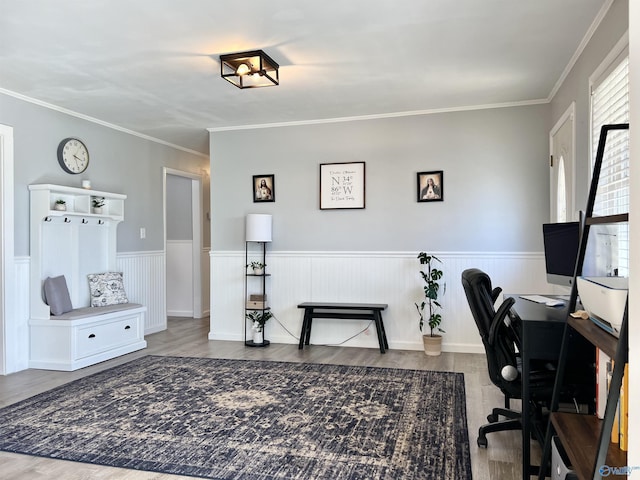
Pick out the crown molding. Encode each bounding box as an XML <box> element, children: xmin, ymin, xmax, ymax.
<box><xmin>0</xmin><ymin>88</ymin><xmax>208</xmax><ymax>159</ymax></box>
<box><xmin>207</xmin><ymin>98</ymin><xmax>549</xmax><ymax>133</ymax></box>
<box><xmin>547</xmin><ymin>0</ymin><xmax>616</xmax><ymax>101</ymax></box>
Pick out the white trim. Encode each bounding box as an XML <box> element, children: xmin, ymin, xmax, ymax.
<box><xmin>207</xmin><ymin>99</ymin><xmax>548</xmax><ymax>132</ymax></box>
<box><xmin>117</xmin><ymin>250</ymin><xmax>165</xmax><ymax>257</ymax></box>
<box><xmin>588</xmin><ymin>32</ymin><xmax>630</xmax><ymax>92</ymax></box>
<box><xmin>627</xmin><ymin>0</ymin><xmax>638</xmax><ymax>466</ymax></box>
<box><xmin>210</xmin><ymin>250</ymin><xmax>543</xmax><ymax>259</ymax></box>
<box><xmin>0</xmin><ymin>124</ymin><xmax>14</xmax><ymax>375</ymax></box>
<box><xmin>549</xmin><ymin>101</ymin><xmax>575</xmax><ymax>138</ymax></box>
<box><xmin>167</xmin><ymin>239</ymin><xmax>194</xmax><ymax>246</ymax></box>
<box><xmin>0</xmin><ymin>88</ymin><xmax>208</xmax><ymax>158</ymax></box>
<box><xmin>547</xmin><ymin>0</ymin><xmax>616</xmax><ymax>101</ymax></box>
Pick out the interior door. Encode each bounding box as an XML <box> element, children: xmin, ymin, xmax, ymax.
<box><xmin>550</xmin><ymin>104</ymin><xmax>575</xmax><ymax>223</ymax></box>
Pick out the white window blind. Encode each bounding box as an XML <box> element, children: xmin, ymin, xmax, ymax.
<box><xmin>590</xmin><ymin>54</ymin><xmax>629</xmax><ymax>276</ymax></box>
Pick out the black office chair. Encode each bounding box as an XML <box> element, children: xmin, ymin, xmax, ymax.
<box><xmin>461</xmin><ymin>268</ymin><xmax>555</xmax><ymax>448</ymax></box>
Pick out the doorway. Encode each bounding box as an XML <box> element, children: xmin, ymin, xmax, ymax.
<box><xmin>163</xmin><ymin>168</ymin><xmax>204</xmax><ymax>318</ymax></box>
<box><xmin>549</xmin><ymin>103</ymin><xmax>576</xmax><ymax>223</ymax></box>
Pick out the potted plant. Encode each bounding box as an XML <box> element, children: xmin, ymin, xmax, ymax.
<box><xmin>415</xmin><ymin>252</ymin><xmax>445</xmax><ymax>356</ymax></box>
<box><xmin>249</xmin><ymin>261</ymin><xmax>266</xmax><ymax>275</ymax></box>
<box><xmin>245</xmin><ymin>310</ymin><xmax>272</xmax><ymax>344</ymax></box>
<box><xmin>92</xmin><ymin>197</ymin><xmax>105</xmax><ymax>214</ymax></box>
<box><xmin>54</xmin><ymin>199</ymin><xmax>66</xmax><ymax>211</ymax></box>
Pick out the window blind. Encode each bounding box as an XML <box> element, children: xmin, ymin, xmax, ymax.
<box><xmin>590</xmin><ymin>55</ymin><xmax>629</xmax><ymax>275</ymax></box>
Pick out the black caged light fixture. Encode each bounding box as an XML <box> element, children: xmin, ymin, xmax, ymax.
<box><xmin>219</xmin><ymin>50</ymin><xmax>279</xmax><ymax>89</ymax></box>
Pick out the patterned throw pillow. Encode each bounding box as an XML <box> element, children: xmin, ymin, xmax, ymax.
<box><xmin>87</xmin><ymin>272</ymin><xmax>129</xmax><ymax>307</ymax></box>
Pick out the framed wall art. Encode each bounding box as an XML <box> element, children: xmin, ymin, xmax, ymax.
<box><xmin>253</xmin><ymin>174</ymin><xmax>275</xmax><ymax>202</ymax></box>
<box><xmin>319</xmin><ymin>162</ymin><xmax>365</xmax><ymax>210</ymax></box>
<box><xmin>417</xmin><ymin>171</ymin><xmax>443</xmax><ymax>202</ymax></box>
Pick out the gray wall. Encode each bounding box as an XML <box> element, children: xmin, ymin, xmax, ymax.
<box><xmin>0</xmin><ymin>93</ymin><xmax>209</xmax><ymax>255</ymax></box>
<box><xmin>166</xmin><ymin>174</ymin><xmax>193</xmax><ymax>241</ymax></box>
<box><xmin>211</xmin><ymin>104</ymin><xmax>550</xmax><ymax>252</ymax></box>
<box><xmin>550</xmin><ymin>0</ymin><xmax>629</xmax><ymax>211</ymax></box>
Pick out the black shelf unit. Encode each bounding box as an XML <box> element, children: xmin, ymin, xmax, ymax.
<box><xmin>244</xmin><ymin>241</ymin><xmax>271</xmax><ymax>348</ymax></box>
<box><xmin>539</xmin><ymin>123</ymin><xmax>629</xmax><ymax>480</ymax></box>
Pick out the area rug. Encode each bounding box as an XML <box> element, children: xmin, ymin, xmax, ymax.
<box><xmin>0</xmin><ymin>356</ymin><xmax>471</xmax><ymax>479</ymax></box>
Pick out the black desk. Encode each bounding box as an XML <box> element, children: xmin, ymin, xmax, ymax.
<box><xmin>297</xmin><ymin>302</ymin><xmax>389</xmax><ymax>353</ymax></box>
<box><xmin>507</xmin><ymin>295</ymin><xmax>569</xmax><ymax>479</ymax></box>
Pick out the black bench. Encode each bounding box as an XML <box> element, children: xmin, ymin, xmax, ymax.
<box><xmin>297</xmin><ymin>302</ymin><xmax>389</xmax><ymax>353</ymax></box>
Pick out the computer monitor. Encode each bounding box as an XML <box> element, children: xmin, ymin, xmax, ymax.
<box><xmin>542</xmin><ymin>222</ymin><xmax>580</xmax><ymax>287</ymax></box>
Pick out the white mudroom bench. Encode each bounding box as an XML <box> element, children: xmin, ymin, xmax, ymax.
<box><xmin>29</xmin><ymin>303</ymin><xmax>147</xmax><ymax>371</ymax></box>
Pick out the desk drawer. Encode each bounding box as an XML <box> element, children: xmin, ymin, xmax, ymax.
<box><xmin>76</xmin><ymin>316</ymin><xmax>141</xmax><ymax>358</ymax></box>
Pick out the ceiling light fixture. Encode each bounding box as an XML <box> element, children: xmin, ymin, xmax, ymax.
<box><xmin>220</xmin><ymin>50</ymin><xmax>279</xmax><ymax>89</ymax></box>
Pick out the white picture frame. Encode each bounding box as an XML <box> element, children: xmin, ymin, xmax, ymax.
<box><xmin>319</xmin><ymin>162</ymin><xmax>365</xmax><ymax>210</ymax></box>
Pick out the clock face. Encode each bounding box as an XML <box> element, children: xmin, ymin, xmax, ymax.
<box><xmin>57</xmin><ymin>138</ymin><xmax>89</xmax><ymax>174</ymax></box>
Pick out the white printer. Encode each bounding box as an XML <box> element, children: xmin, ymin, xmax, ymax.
<box><xmin>576</xmin><ymin>276</ymin><xmax>628</xmax><ymax>337</ymax></box>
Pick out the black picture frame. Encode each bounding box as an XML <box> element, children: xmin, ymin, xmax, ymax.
<box><xmin>253</xmin><ymin>175</ymin><xmax>275</xmax><ymax>202</ymax></box>
<box><xmin>417</xmin><ymin>171</ymin><xmax>443</xmax><ymax>202</ymax></box>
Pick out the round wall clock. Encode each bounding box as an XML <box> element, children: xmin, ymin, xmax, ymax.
<box><xmin>57</xmin><ymin>137</ymin><xmax>89</xmax><ymax>174</ymax></box>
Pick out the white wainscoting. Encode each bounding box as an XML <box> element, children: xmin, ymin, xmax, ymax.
<box><xmin>201</xmin><ymin>247</ymin><xmax>210</xmax><ymax>317</ymax></box>
<box><xmin>209</xmin><ymin>251</ymin><xmax>551</xmax><ymax>353</ymax></box>
<box><xmin>166</xmin><ymin>240</ymin><xmax>194</xmax><ymax>317</ymax></box>
<box><xmin>7</xmin><ymin>257</ymin><xmax>30</xmax><ymax>373</ymax></box>
<box><xmin>116</xmin><ymin>251</ymin><xmax>166</xmax><ymax>335</ymax></box>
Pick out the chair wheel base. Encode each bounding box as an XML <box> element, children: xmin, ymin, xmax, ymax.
<box><xmin>487</xmin><ymin>413</ymin><xmax>498</xmax><ymax>423</ymax></box>
<box><xmin>477</xmin><ymin>435</ymin><xmax>488</xmax><ymax>448</ymax></box>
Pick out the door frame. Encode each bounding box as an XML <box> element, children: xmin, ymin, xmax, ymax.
<box><xmin>0</xmin><ymin>124</ymin><xmax>15</xmax><ymax>375</ymax></box>
<box><xmin>549</xmin><ymin>102</ymin><xmax>576</xmax><ymax>222</ymax></box>
<box><xmin>163</xmin><ymin>167</ymin><xmax>204</xmax><ymax>318</ymax></box>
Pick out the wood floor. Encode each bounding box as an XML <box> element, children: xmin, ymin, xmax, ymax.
<box><xmin>0</xmin><ymin>317</ymin><xmax>531</xmax><ymax>479</ymax></box>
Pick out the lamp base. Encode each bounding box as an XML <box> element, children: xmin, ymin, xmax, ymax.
<box><xmin>245</xmin><ymin>340</ymin><xmax>270</xmax><ymax>348</ymax></box>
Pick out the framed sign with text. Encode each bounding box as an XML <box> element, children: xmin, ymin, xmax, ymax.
<box><xmin>319</xmin><ymin>162</ymin><xmax>365</xmax><ymax>210</ymax></box>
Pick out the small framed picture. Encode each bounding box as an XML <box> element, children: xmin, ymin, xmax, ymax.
<box><xmin>319</xmin><ymin>162</ymin><xmax>365</xmax><ymax>210</ymax></box>
<box><xmin>253</xmin><ymin>175</ymin><xmax>275</xmax><ymax>202</ymax></box>
<box><xmin>417</xmin><ymin>171</ymin><xmax>443</xmax><ymax>202</ymax></box>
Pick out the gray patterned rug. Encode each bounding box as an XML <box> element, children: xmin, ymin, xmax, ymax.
<box><xmin>0</xmin><ymin>356</ymin><xmax>471</xmax><ymax>479</ymax></box>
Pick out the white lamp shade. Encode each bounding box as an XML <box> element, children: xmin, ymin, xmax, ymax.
<box><xmin>246</xmin><ymin>214</ymin><xmax>272</xmax><ymax>242</ymax></box>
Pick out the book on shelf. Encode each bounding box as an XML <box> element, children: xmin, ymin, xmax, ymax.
<box><xmin>603</xmin><ymin>358</ymin><xmax>628</xmax><ymax>449</ymax></box>
<box><xmin>619</xmin><ymin>363</ymin><xmax>628</xmax><ymax>451</ymax></box>
<box><xmin>596</xmin><ymin>348</ymin><xmax>610</xmax><ymax>419</ymax></box>
<box><xmin>608</xmin><ymin>359</ymin><xmax>619</xmax><ymax>444</ymax></box>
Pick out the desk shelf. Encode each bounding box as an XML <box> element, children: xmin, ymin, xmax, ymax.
<box><xmin>539</xmin><ymin>124</ymin><xmax>629</xmax><ymax>480</ymax></box>
<box><xmin>567</xmin><ymin>317</ymin><xmax>619</xmax><ymax>359</ymax></box>
<box><xmin>551</xmin><ymin>413</ymin><xmax>626</xmax><ymax>480</ymax></box>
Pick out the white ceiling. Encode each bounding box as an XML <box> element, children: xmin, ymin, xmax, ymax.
<box><xmin>0</xmin><ymin>0</ymin><xmax>607</xmax><ymax>155</ymax></box>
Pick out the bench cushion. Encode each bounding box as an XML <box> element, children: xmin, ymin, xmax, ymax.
<box><xmin>52</xmin><ymin>303</ymin><xmax>143</xmax><ymax>320</ymax></box>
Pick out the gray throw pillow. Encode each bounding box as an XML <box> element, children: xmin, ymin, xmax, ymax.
<box><xmin>43</xmin><ymin>275</ymin><xmax>73</xmax><ymax>316</ymax></box>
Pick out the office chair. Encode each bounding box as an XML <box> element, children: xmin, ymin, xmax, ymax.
<box><xmin>461</xmin><ymin>268</ymin><xmax>555</xmax><ymax>448</ymax></box>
